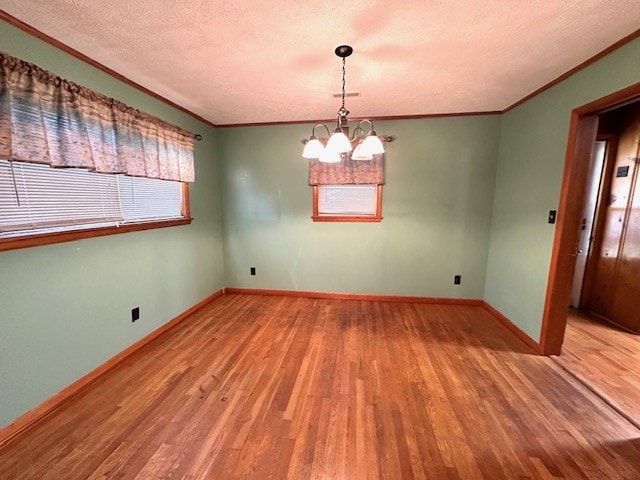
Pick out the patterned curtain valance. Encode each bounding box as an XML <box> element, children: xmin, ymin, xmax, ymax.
<box><xmin>308</xmin><ymin>154</ymin><xmax>385</xmax><ymax>185</ymax></box>
<box><xmin>0</xmin><ymin>51</ymin><xmax>195</xmax><ymax>182</ymax></box>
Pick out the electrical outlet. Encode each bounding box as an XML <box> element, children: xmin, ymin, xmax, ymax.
<box><xmin>250</xmin><ymin>267</ymin><xmax>256</xmax><ymax>275</ymax></box>
<box><xmin>132</xmin><ymin>307</ymin><xmax>140</xmax><ymax>322</ymax></box>
<box><xmin>454</xmin><ymin>275</ymin><xmax>461</xmax><ymax>285</ymax></box>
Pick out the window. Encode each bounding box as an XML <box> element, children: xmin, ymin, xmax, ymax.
<box><xmin>0</xmin><ymin>51</ymin><xmax>196</xmax><ymax>252</ymax></box>
<box><xmin>307</xmin><ymin>149</ymin><xmax>385</xmax><ymax>222</ymax></box>
<box><xmin>312</xmin><ymin>184</ymin><xmax>382</xmax><ymax>222</ymax></box>
<box><xmin>0</xmin><ymin>160</ymin><xmax>190</xmax><ymax>251</ymax></box>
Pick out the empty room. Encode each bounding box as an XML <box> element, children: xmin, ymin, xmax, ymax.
<box><xmin>1</xmin><ymin>1</ymin><xmax>640</xmax><ymax>479</ymax></box>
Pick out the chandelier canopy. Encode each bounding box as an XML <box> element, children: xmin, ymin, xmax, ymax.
<box><xmin>302</xmin><ymin>45</ymin><xmax>391</xmax><ymax>163</ymax></box>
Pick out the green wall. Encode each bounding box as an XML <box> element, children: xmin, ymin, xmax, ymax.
<box><xmin>0</xmin><ymin>21</ymin><xmax>224</xmax><ymax>427</ymax></box>
<box><xmin>219</xmin><ymin>117</ymin><xmax>501</xmax><ymax>298</ymax></box>
<box><xmin>484</xmin><ymin>38</ymin><xmax>640</xmax><ymax>340</ymax></box>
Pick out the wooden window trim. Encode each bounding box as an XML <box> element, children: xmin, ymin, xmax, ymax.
<box><xmin>0</xmin><ymin>183</ymin><xmax>192</xmax><ymax>252</ymax></box>
<box><xmin>311</xmin><ymin>184</ymin><xmax>383</xmax><ymax>223</ymax></box>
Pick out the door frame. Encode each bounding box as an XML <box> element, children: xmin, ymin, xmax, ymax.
<box><xmin>539</xmin><ymin>81</ymin><xmax>640</xmax><ymax>355</ymax></box>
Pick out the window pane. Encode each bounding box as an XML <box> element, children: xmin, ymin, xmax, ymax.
<box><xmin>0</xmin><ymin>160</ymin><xmax>184</xmax><ymax>239</ymax></box>
<box><xmin>118</xmin><ymin>175</ymin><xmax>183</xmax><ymax>223</ymax></box>
<box><xmin>318</xmin><ymin>184</ymin><xmax>377</xmax><ymax>215</ymax></box>
<box><xmin>0</xmin><ymin>160</ymin><xmax>122</xmax><ymax>234</ymax></box>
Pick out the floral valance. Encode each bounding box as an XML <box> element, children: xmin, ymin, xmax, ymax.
<box><xmin>0</xmin><ymin>51</ymin><xmax>195</xmax><ymax>182</ymax></box>
<box><xmin>308</xmin><ymin>154</ymin><xmax>385</xmax><ymax>185</ymax></box>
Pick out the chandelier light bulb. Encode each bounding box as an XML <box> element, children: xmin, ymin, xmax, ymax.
<box><xmin>302</xmin><ymin>137</ymin><xmax>324</xmax><ymax>159</ymax></box>
<box><xmin>319</xmin><ymin>146</ymin><xmax>341</xmax><ymax>163</ymax></box>
<box><xmin>351</xmin><ymin>142</ymin><xmax>373</xmax><ymax>161</ymax></box>
<box><xmin>326</xmin><ymin>130</ymin><xmax>352</xmax><ymax>153</ymax></box>
<box><xmin>361</xmin><ymin>132</ymin><xmax>385</xmax><ymax>155</ymax></box>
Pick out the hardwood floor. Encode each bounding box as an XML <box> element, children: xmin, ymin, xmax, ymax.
<box><xmin>1</xmin><ymin>294</ymin><xmax>640</xmax><ymax>479</ymax></box>
<box><xmin>555</xmin><ymin>309</ymin><xmax>640</xmax><ymax>427</ymax></box>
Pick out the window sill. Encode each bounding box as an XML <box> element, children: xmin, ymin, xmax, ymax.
<box><xmin>0</xmin><ymin>218</ymin><xmax>193</xmax><ymax>252</ymax></box>
<box><xmin>311</xmin><ymin>216</ymin><xmax>382</xmax><ymax>223</ymax></box>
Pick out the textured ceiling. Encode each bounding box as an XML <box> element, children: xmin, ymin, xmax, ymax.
<box><xmin>1</xmin><ymin>1</ymin><xmax>640</xmax><ymax>125</ymax></box>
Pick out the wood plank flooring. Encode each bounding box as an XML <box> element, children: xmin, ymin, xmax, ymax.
<box><xmin>555</xmin><ymin>309</ymin><xmax>640</xmax><ymax>427</ymax></box>
<box><xmin>1</xmin><ymin>294</ymin><xmax>640</xmax><ymax>479</ymax></box>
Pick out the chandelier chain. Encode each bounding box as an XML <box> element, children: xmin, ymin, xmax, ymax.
<box><xmin>341</xmin><ymin>57</ymin><xmax>346</xmax><ymax>111</ymax></box>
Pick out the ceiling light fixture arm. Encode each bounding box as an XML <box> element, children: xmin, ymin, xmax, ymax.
<box><xmin>351</xmin><ymin>119</ymin><xmax>376</xmax><ymax>140</ymax></box>
<box><xmin>312</xmin><ymin>123</ymin><xmax>331</xmax><ymax>139</ymax></box>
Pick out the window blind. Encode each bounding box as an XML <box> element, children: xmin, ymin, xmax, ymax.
<box><xmin>118</xmin><ymin>175</ymin><xmax>183</xmax><ymax>223</ymax></box>
<box><xmin>317</xmin><ymin>184</ymin><xmax>377</xmax><ymax>215</ymax></box>
<box><xmin>0</xmin><ymin>159</ymin><xmax>183</xmax><ymax>237</ymax></box>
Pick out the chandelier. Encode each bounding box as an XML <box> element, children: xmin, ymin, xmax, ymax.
<box><xmin>302</xmin><ymin>45</ymin><xmax>391</xmax><ymax>163</ymax></box>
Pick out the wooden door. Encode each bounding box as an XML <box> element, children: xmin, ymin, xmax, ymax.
<box><xmin>570</xmin><ymin>140</ymin><xmax>607</xmax><ymax>308</ymax></box>
<box><xmin>584</xmin><ymin>109</ymin><xmax>640</xmax><ymax>332</ymax></box>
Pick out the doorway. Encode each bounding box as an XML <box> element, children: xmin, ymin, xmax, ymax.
<box><xmin>577</xmin><ymin>102</ymin><xmax>640</xmax><ymax>332</ymax></box>
<box><xmin>539</xmin><ymin>81</ymin><xmax>640</xmax><ymax>356</ymax></box>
